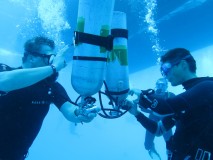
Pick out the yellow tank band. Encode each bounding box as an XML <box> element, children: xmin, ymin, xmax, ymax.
<box><xmin>100</xmin><ymin>25</ymin><xmax>110</xmax><ymax>53</ymax></box>
<box><xmin>77</xmin><ymin>17</ymin><xmax>85</xmax><ymax>32</ymax></box>
<box><xmin>108</xmin><ymin>45</ymin><xmax>128</xmax><ymax>66</ymax></box>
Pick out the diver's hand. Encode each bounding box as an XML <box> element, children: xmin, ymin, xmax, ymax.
<box><xmin>121</xmin><ymin>99</ymin><xmax>140</xmax><ymax>116</ymax></box>
<box><xmin>75</xmin><ymin>105</ymin><xmax>100</xmax><ymax>123</ymax></box>
<box><xmin>140</xmin><ymin>93</ymin><xmax>158</xmax><ymax>109</ymax></box>
<box><xmin>128</xmin><ymin>101</ymin><xmax>140</xmax><ymax>116</ymax></box>
<box><xmin>77</xmin><ymin>113</ymin><xmax>97</xmax><ymax>123</ymax></box>
<box><xmin>52</xmin><ymin>45</ymin><xmax>69</xmax><ymax>72</ymax></box>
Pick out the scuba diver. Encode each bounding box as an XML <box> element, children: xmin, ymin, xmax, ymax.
<box><xmin>0</xmin><ymin>36</ymin><xmax>97</xmax><ymax>160</ymax></box>
<box><xmin>144</xmin><ymin>78</ymin><xmax>175</xmax><ymax>160</ymax></box>
<box><xmin>124</xmin><ymin>48</ymin><xmax>213</xmax><ymax>160</ymax></box>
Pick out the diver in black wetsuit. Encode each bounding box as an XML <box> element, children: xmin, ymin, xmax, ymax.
<box><xmin>125</xmin><ymin>48</ymin><xmax>213</xmax><ymax>160</ymax></box>
<box><xmin>0</xmin><ymin>36</ymin><xmax>97</xmax><ymax>160</ymax></box>
<box><xmin>144</xmin><ymin>78</ymin><xmax>175</xmax><ymax>160</ymax></box>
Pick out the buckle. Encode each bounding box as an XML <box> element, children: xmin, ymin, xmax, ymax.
<box><xmin>195</xmin><ymin>148</ymin><xmax>211</xmax><ymax>160</ymax></box>
<box><xmin>202</xmin><ymin>151</ymin><xmax>211</xmax><ymax>160</ymax></box>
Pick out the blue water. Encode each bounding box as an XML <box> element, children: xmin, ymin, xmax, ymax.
<box><xmin>0</xmin><ymin>0</ymin><xmax>213</xmax><ymax>72</ymax></box>
<box><xmin>0</xmin><ymin>0</ymin><xmax>213</xmax><ymax>159</ymax></box>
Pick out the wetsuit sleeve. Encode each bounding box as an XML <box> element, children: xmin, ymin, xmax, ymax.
<box><xmin>51</xmin><ymin>82</ymin><xmax>72</xmax><ymax>109</ymax></box>
<box><xmin>135</xmin><ymin>113</ymin><xmax>175</xmax><ymax>135</ymax></box>
<box><xmin>135</xmin><ymin>112</ymin><xmax>158</xmax><ymax>134</ymax></box>
<box><xmin>0</xmin><ymin>63</ymin><xmax>13</xmax><ymax>94</ymax></box>
<box><xmin>139</xmin><ymin>80</ymin><xmax>213</xmax><ymax>115</ymax></box>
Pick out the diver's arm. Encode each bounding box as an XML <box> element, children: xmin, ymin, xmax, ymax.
<box><xmin>0</xmin><ymin>47</ymin><xmax>67</xmax><ymax>92</ymax></box>
<box><xmin>135</xmin><ymin>112</ymin><xmax>158</xmax><ymax>134</ymax></box>
<box><xmin>135</xmin><ymin>112</ymin><xmax>175</xmax><ymax>136</ymax></box>
<box><xmin>139</xmin><ymin>80</ymin><xmax>213</xmax><ymax>115</ymax></box>
<box><xmin>60</xmin><ymin>102</ymin><xmax>81</xmax><ymax>123</ymax></box>
<box><xmin>0</xmin><ymin>66</ymin><xmax>56</xmax><ymax>92</ymax></box>
<box><xmin>127</xmin><ymin>101</ymin><xmax>174</xmax><ymax>136</ymax></box>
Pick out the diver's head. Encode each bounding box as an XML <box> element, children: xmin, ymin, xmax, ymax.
<box><xmin>160</xmin><ymin>48</ymin><xmax>196</xmax><ymax>86</ymax></box>
<box><xmin>22</xmin><ymin>36</ymin><xmax>56</xmax><ymax>68</ymax></box>
<box><xmin>155</xmin><ymin>78</ymin><xmax>168</xmax><ymax>94</ymax></box>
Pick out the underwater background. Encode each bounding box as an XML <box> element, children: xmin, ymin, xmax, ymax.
<box><xmin>0</xmin><ymin>0</ymin><xmax>213</xmax><ymax>159</ymax></box>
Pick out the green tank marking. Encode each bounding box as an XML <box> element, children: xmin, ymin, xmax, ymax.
<box><xmin>76</xmin><ymin>17</ymin><xmax>85</xmax><ymax>32</ymax></box>
<box><xmin>108</xmin><ymin>45</ymin><xmax>128</xmax><ymax>66</ymax></box>
<box><xmin>100</xmin><ymin>25</ymin><xmax>110</xmax><ymax>53</ymax></box>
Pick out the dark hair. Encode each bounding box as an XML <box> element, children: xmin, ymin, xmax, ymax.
<box><xmin>22</xmin><ymin>36</ymin><xmax>55</xmax><ymax>62</ymax></box>
<box><xmin>160</xmin><ymin>48</ymin><xmax>196</xmax><ymax>73</ymax></box>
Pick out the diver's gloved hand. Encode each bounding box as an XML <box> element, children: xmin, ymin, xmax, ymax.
<box><xmin>139</xmin><ymin>89</ymin><xmax>157</xmax><ymax>109</ymax></box>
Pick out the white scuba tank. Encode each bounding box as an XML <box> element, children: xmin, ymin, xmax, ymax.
<box><xmin>71</xmin><ymin>0</ymin><xmax>115</xmax><ymax>97</ymax></box>
<box><xmin>105</xmin><ymin>11</ymin><xmax>129</xmax><ymax>104</ymax></box>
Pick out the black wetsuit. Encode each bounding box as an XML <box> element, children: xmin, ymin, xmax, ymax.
<box><xmin>137</xmin><ymin>77</ymin><xmax>213</xmax><ymax>159</ymax></box>
<box><xmin>144</xmin><ymin>91</ymin><xmax>175</xmax><ymax>151</ymax></box>
<box><xmin>0</xmin><ymin>64</ymin><xmax>71</xmax><ymax>160</ymax></box>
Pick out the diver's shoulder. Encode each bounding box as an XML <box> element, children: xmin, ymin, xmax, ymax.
<box><xmin>196</xmin><ymin>77</ymin><xmax>213</xmax><ymax>87</ymax></box>
<box><xmin>199</xmin><ymin>76</ymin><xmax>213</xmax><ymax>82</ymax></box>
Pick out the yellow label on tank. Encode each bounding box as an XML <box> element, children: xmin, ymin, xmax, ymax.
<box><xmin>75</xmin><ymin>17</ymin><xmax>85</xmax><ymax>46</ymax></box>
<box><xmin>77</xmin><ymin>17</ymin><xmax>85</xmax><ymax>32</ymax></box>
<box><xmin>108</xmin><ymin>45</ymin><xmax>128</xmax><ymax>66</ymax></box>
<box><xmin>100</xmin><ymin>25</ymin><xmax>110</xmax><ymax>53</ymax></box>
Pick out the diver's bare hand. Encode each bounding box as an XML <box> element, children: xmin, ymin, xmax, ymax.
<box><xmin>129</xmin><ymin>88</ymin><xmax>142</xmax><ymax>97</ymax></box>
<box><xmin>52</xmin><ymin>45</ymin><xmax>69</xmax><ymax>72</ymax></box>
<box><xmin>77</xmin><ymin>113</ymin><xmax>97</xmax><ymax>123</ymax></box>
<box><xmin>127</xmin><ymin>100</ymin><xmax>140</xmax><ymax>116</ymax></box>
